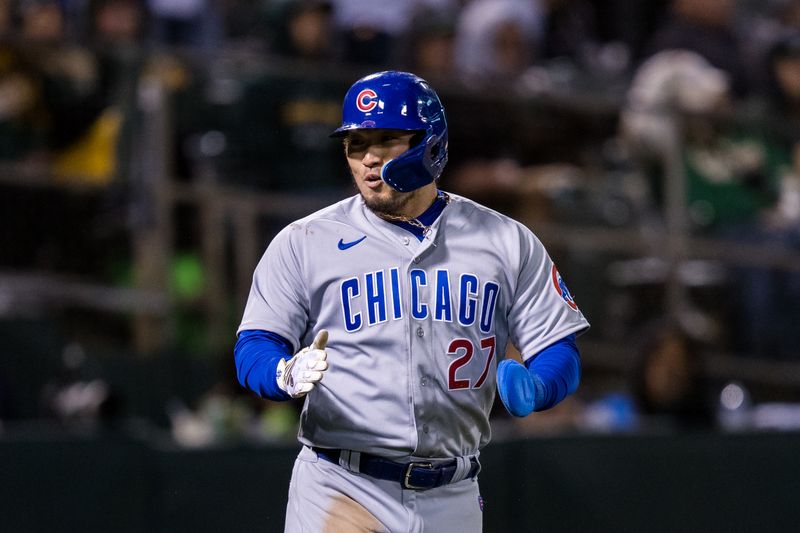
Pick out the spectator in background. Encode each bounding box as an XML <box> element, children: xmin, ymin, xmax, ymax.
<box><xmin>537</xmin><ymin>0</ymin><xmax>637</xmax><ymax>88</ymax></box>
<box><xmin>217</xmin><ymin>0</ymin><xmax>349</xmax><ymax>192</ymax></box>
<box><xmin>84</xmin><ymin>0</ymin><xmax>192</xmax><ymax>185</ymax></box>
<box><xmin>147</xmin><ymin>0</ymin><xmax>223</xmax><ymax>49</ymax></box>
<box><xmin>0</xmin><ymin>43</ymin><xmax>47</xmax><ymax>160</ymax></box>
<box><xmin>223</xmin><ymin>0</ymin><xmax>271</xmax><ymax>45</ymax></box>
<box><xmin>15</xmin><ymin>0</ymin><xmax>120</xmax><ymax>184</ymax></box>
<box><xmin>532</xmin><ymin>0</ymin><xmax>632</xmax><ymax>98</ymax></box>
<box><xmin>738</xmin><ymin>0</ymin><xmax>800</xmax><ymax>94</ymax></box>
<box><xmin>19</xmin><ymin>0</ymin><xmax>64</xmax><ymax>40</ymax></box>
<box><xmin>269</xmin><ymin>0</ymin><xmax>340</xmax><ymax>62</ymax></box>
<box><xmin>724</xmin><ymin>34</ymin><xmax>800</xmax><ymax>361</ymax></box>
<box><xmin>590</xmin><ymin>0</ymin><xmax>670</xmax><ymax>64</ymax></box>
<box><xmin>330</xmin><ymin>0</ymin><xmax>459</xmax><ymax>66</ymax></box>
<box><xmin>762</xmin><ymin>33</ymin><xmax>800</xmax><ymax>128</ymax></box>
<box><xmin>621</xmin><ymin>50</ymin><xmax>786</xmax><ymax>232</ymax></box>
<box><xmin>761</xmin><ymin>34</ymin><xmax>800</xmax><ymax>229</ymax></box>
<box><xmin>396</xmin><ymin>7</ymin><xmax>458</xmax><ymax>82</ymax></box>
<box><xmin>86</xmin><ymin>0</ymin><xmax>151</xmax><ymax>106</ymax></box>
<box><xmin>629</xmin><ymin>319</ymin><xmax>714</xmax><ymax>431</ymax></box>
<box><xmin>90</xmin><ymin>0</ymin><xmax>148</xmax><ymax>47</ymax></box>
<box><xmin>43</xmin><ymin>0</ymin><xmax>155</xmax><ymax>184</ymax></box>
<box><xmin>454</xmin><ymin>0</ymin><xmax>544</xmax><ymax>84</ymax></box>
<box><xmin>0</xmin><ymin>2</ymin><xmax>136</xmax><ymax>280</ymax></box>
<box><xmin>0</xmin><ymin>0</ymin><xmax>11</xmax><ymax>36</ymax></box>
<box><xmin>642</xmin><ymin>0</ymin><xmax>752</xmax><ymax>98</ymax></box>
<box><xmin>621</xmin><ymin>49</ymin><xmax>800</xmax><ymax>359</ymax></box>
<box><xmin>777</xmin><ymin>0</ymin><xmax>800</xmax><ymax>28</ymax></box>
<box><xmin>539</xmin><ymin>0</ymin><xmax>598</xmax><ymax>64</ymax></box>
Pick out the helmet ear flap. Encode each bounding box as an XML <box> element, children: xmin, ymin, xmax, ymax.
<box><xmin>381</xmin><ymin>141</ymin><xmax>432</xmax><ymax>192</ymax></box>
<box><xmin>381</xmin><ymin>132</ymin><xmax>448</xmax><ymax>192</ymax></box>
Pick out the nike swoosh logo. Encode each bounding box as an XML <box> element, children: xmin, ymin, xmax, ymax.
<box><xmin>338</xmin><ymin>236</ymin><xmax>367</xmax><ymax>250</ymax></box>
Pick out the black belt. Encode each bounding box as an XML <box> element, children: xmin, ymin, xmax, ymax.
<box><xmin>312</xmin><ymin>447</ymin><xmax>480</xmax><ymax>491</ymax></box>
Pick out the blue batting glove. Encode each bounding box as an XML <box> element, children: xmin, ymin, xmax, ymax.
<box><xmin>496</xmin><ymin>359</ymin><xmax>544</xmax><ymax>417</ymax></box>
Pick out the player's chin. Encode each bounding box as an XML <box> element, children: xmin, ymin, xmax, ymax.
<box><xmin>359</xmin><ymin>180</ymin><xmax>391</xmax><ymax>200</ymax></box>
<box><xmin>362</xmin><ymin>189</ymin><xmax>406</xmax><ymax>214</ymax></box>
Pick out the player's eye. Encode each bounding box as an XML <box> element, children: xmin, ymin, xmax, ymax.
<box><xmin>345</xmin><ymin>137</ymin><xmax>367</xmax><ymax>153</ymax></box>
<box><xmin>380</xmin><ymin>133</ymin><xmax>407</xmax><ymax>145</ymax></box>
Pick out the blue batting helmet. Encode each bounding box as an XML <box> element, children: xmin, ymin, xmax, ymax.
<box><xmin>331</xmin><ymin>71</ymin><xmax>448</xmax><ymax>192</ymax></box>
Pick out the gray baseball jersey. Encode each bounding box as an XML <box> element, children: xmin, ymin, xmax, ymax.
<box><xmin>239</xmin><ymin>192</ymin><xmax>589</xmax><ymax>460</ymax></box>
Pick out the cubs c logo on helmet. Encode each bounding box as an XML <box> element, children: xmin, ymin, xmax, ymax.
<box><xmin>356</xmin><ymin>89</ymin><xmax>378</xmax><ymax>112</ymax></box>
<box><xmin>551</xmin><ymin>265</ymin><xmax>578</xmax><ymax>311</ymax></box>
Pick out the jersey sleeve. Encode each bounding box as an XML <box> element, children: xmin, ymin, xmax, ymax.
<box><xmin>507</xmin><ymin>224</ymin><xmax>589</xmax><ymax>361</ymax></box>
<box><xmin>237</xmin><ymin>225</ymin><xmax>309</xmax><ymax>352</ymax></box>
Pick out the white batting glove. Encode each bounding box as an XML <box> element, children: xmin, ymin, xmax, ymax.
<box><xmin>276</xmin><ymin>330</ymin><xmax>329</xmax><ymax>398</ymax></box>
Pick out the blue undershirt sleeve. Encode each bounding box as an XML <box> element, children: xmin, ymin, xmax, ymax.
<box><xmin>524</xmin><ymin>333</ymin><xmax>581</xmax><ymax>411</ymax></box>
<box><xmin>234</xmin><ymin>329</ymin><xmax>294</xmax><ymax>401</ymax></box>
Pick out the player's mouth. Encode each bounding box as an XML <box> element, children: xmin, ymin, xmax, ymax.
<box><xmin>363</xmin><ymin>172</ymin><xmax>383</xmax><ymax>189</ymax></box>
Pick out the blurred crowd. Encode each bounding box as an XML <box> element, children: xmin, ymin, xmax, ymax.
<box><xmin>3</xmin><ymin>0</ymin><xmax>800</xmax><ymax>442</ymax></box>
<box><xmin>5</xmin><ymin>0</ymin><xmax>800</xmax><ymax>166</ymax></box>
<box><xmin>5</xmin><ymin>0</ymin><xmax>800</xmax><ymax>189</ymax></box>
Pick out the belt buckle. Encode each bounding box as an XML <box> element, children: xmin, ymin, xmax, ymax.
<box><xmin>402</xmin><ymin>461</ymin><xmax>434</xmax><ymax>490</ymax></box>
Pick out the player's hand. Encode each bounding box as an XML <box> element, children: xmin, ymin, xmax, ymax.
<box><xmin>496</xmin><ymin>359</ymin><xmax>543</xmax><ymax>417</ymax></box>
<box><xmin>276</xmin><ymin>330</ymin><xmax>329</xmax><ymax>398</ymax></box>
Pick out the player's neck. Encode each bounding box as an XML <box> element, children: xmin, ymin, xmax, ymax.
<box><xmin>399</xmin><ymin>184</ymin><xmax>439</xmax><ymax>219</ymax></box>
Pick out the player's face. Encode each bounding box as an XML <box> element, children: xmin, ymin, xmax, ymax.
<box><xmin>344</xmin><ymin>129</ymin><xmax>427</xmax><ymax>217</ymax></box>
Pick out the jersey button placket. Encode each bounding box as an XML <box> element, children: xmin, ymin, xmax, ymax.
<box><xmin>413</xmin><ymin>320</ymin><xmax>432</xmax><ymax>452</ymax></box>
<box><xmin>407</xmin><ymin>254</ymin><xmax>434</xmax><ymax>454</ymax></box>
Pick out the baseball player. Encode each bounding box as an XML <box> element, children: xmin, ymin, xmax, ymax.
<box><xmin>234</xmin><ymin>71</ymin><xmax>589</xmax><ymax>532</ymax></box>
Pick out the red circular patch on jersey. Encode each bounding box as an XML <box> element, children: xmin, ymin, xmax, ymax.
<box><xmin>356</xmin><ymin>89</ymin><xmax>378</xmax><ymax>112</ymax></box>
<box><xmin>551</xmin><ymin>264</ymin><xmax>578</xmax><ymax>311</ymax></box>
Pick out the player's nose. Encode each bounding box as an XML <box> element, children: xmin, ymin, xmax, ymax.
<box><xmin>361</xmin><ymin>148</ymin><xmax>382</xmax><ymax>167</ymax></box>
